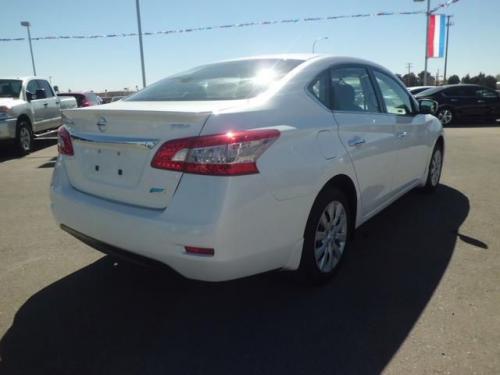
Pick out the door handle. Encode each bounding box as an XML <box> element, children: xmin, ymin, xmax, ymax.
<box><xmin>347</xmin><ymin>136</ymin><xmax>366</xmax><ymax>147</ymax></box>
<box><xmin>477</xmin><ymin>100</ymin><xmax>485</xmax><ymax>103</ymax></box>
<box><xmin>43</xmin><ymin>103</ymin><xmax>48</xmax><ymax>107</ymax></box>
<box><xmin>396</xmin><ymin>131</ymin><xmax>408</xmax><ymax>138</ymax></box>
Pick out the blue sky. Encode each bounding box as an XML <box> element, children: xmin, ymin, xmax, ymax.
<box><xmin>1</xmin><ymin>0</ymin><xmax>499</xmax><ymax>92</ymax></box>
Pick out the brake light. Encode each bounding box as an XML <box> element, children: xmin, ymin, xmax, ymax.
<box><xmin>151</xmin><ymin>129</ymin><xmax>280</xmax><ymax>176</ymax></box>
<box><xmin>185</xmin><ymin>246</ymin><xmax>214</xmax><ymax>256</ymax></box>
<box><xmin>58</xmin><ymin>126</ymin><xmax>74</xmax><ymax>156</ymax></box>
<box><xmin>81</xmin><ymin>99</ymin><xmax>91</xmax><ymax>107</ymax></box>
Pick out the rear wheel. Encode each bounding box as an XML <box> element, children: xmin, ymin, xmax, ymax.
<box><xmin>299</xmin><ymin>187</ymin><xmax>351</xmax><ymax>285</ymax></box>
<box><xmin>437</xmin><ymin>107</ymin><xmax>454</xmax><ymax>126</ymax></box>
<box><xmin>15</xmin><ymin>119</ymin><xmax>33</xmax><ymax>155</ymax></box>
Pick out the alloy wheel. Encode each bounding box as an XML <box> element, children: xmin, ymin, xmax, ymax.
<box><xmin>438</xmin><ymin>109</ymin><xmax>453</xmax><ymax>125</ymax></box>
<box><xmin>314</xmin><ymin>200</ymin><xmax>347</xmax><ymax>273</ymax></box>
<box><xmin>430</xmin><ymin>149</ymin><xmax>443</xmax><ymax>187</ymax></box>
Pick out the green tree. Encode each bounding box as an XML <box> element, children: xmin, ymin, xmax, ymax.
<box><xmin>461</xmin><ymin>74</ymin><xmax>472</xmax><ymax>83</ymax></box>
<box><xmin>418</xmin><ymin>71</ymin><xmax>435</xmax><ymax>86</ymax></box>
<box><xmin>402</xmin><ymin>73</ymin><xmax>419</xmax><ymax>87</ymax></box>
<box><xmin>447</xmin><ymin>75</ymin><xmax>460</xmax><ymax>84</ymax></box>
<box><xmin>482</xmin><ymin>75</ymin><xmax>497</xmax><ymax>89</ymax></box>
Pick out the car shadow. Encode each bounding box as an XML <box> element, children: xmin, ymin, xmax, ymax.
<box><xmin>0</xmin><ymin>185</ymin><xmax>469</xmax><ymax>375</ymax></box>
<box><xmin>446</xmin><ymin>118</ymin><xmax>500</xmax><ymax>128</ymax></box>
<box><xmin>0</xmin><ymin>139</ymin><xmax>57</xmax><ymax>163</ymax></box>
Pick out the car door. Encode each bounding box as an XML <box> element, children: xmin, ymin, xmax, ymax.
<box><xmin>25</xmin><ymin>80</ymin><xmax>47</xmax><ymax>132</ymax></box>
<box><xmin>37</xmin><ymin>79</ymin><xmax>61</xmax><ymax>130</ymax></box>
<box><xmin>475</xmin><ymin>88</ymin><xmax>500</xmax><ymax>118</ymax></box>
<box><xmin>329</xmin><ymin>66</ymin><xmax>398</xmax><ymax>217</ymax></box>
<box><xmin>372</xmin><ymin>70</ymin><xmax>429</xmax><ymax>191</ymax></box>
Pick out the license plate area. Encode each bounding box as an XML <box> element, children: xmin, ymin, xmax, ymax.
<box><xmin>78</xmin><ymin>144</ymin><xmax>147</xmax><ymax>188</ymax></box>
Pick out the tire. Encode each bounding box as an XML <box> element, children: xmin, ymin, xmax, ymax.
<box><xmin>422</xmin><ymin>144</ymin><xmax>443</xmax><ymax>193</ymax></box>
<box><xmin>15</xmin><ymin>119</ymin><xmax>33</xmax><ymax>155</ymax></box>
<box><xmin>298</xmin><ymin>187</ymin><xmax>352</xmax><ymax>285</ymax></box>
<box><xmin>436</xmin><ymin>107</ymin><xmax>454</xmax><ymax>126</ymax></box>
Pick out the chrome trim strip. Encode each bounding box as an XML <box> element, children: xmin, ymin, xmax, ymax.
<box><xmin>71</xmin><ymin>132</ymin><xmax>159</xmax><ymax>150</ymax></box>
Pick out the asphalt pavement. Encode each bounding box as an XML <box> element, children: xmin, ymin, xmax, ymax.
<box><xmin>0</xmin><ymin>127</ymin><xmax>499</xmax><ymax>374</ymax></box>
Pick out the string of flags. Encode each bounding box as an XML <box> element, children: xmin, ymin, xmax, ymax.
<box><xmin>0</xmin><ymin>0</ymin><xmax>460</xmax><ymax>43</ymax></box>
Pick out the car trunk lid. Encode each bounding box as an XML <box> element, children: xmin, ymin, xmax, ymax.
<box><xmin>62</xmin><ymin>101</ymin><xmax>242</xmax><ymax>209</ymax></box>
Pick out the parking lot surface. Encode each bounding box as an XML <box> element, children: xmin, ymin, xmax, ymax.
<box><xmin>0</xmin><ymin>127</ymin><xmax>499</xmax><ymax>374</ymax></box>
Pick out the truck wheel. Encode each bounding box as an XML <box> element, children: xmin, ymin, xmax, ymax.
<box><xmin>16</xmin><ymin>119</ymin><xmax>33</xmax><ymax>155</ymax></box>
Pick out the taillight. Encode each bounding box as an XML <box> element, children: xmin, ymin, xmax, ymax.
<box><xmin>151</xmin><ymin>129</ymin><xmax>280</xmax><ymax>176</ymax></box>
<box><xmin>81</xmin><ymin>100</ymin><xmax>91</xmax><ymax>107</ymax></box>
<box><xmin>58</xmin><ymin>126</ymin><xmax>74</xmax><ymax>156</ymax></box>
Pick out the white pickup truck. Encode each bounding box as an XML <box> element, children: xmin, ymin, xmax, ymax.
<box><xmin>0</xmin><ymin>77</ymin><xmax>77</xmax><ymax>155</ymax></box>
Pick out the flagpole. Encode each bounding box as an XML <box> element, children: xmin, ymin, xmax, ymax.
<box><xmin>423</xmin><ymin>0</ymin><xmax>431</xmax><ymax>85</ymax></box>
<box><xmin>443</xmin><ymin>15</ymin><xmax>452</xmax><ymax>84</ymax></box>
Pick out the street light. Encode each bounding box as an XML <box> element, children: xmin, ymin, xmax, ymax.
<box><xmin>312</xmin><ymin>37</ymin><xmax>328</xmax><ymax>54</ymax></box>
<box><xmin>20</xmin><ymin>21</ymin><xmax>36</xmax><ymax>76</ymax></box>
<box><xmin>135</xmin><ymin>0</ymin><xmax>147</xmax><ymax>88</ymax></box>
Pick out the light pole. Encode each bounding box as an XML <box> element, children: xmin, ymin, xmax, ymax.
<box><xmin>414</xmin><ymin>0</ymin><xmax>431</xmax><ymax>85</ymax></box>
<box><xmin>312</xmin><ymin>37</ymin><xmax>328</xmax><ymax>53</ymax></box>
<box><xmin>135</xmin><ymin>0</ymin><xmax>147</xmax><ymax>88</ymax></box>
<box><xmin>20</xmin><ymin>21</ymin><xmax>36</xmax><ymax>76</ymax></box>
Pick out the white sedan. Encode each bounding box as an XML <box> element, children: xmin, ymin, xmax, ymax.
<box><xmin>51</xmin><ymin>55</ymin><xmax>444</xmax><ymax>284</ymax></box>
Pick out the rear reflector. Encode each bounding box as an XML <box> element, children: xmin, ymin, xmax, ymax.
<box><xmin>185</xmin><ymin>246</ymin><xmax>215</xmax><ymax>256</ymax></box>
<box><xmin>151</xmin><ymin>129</ymin><xmax>280</xmax><ymax>176</ymax></box>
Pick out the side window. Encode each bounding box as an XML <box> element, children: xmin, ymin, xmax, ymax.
<box><xmin>374</xmin><ymin>71</ymin><xmax>414</xmax><ymax>115</ymax></box>
<box><xmin>37</xmin><ymin>80</ymin><xmax>54</xmax><ymax>98</ymax></box>
<box><xmin>26</xmin><ymin>80</ymin><xmax>39</xmax><ymax>95</ymax></box>
<box><xmin>476</xmin><ymin>89</ymin><xmax>498</xmax><ymax>99</ymax></box>
<box><xmin>330</xmin><ymin>67</ymin><xmax>380</xmax><ymax>112</ymax></box>
<box><xmin>308</xmin><ymin>71</ymin><xmax>330</xmax><ymax>108</ymax></box>
<box><xmin>462</xmin><ymin>87</ymin><xmax>477</xmax><ymax>97</ymax></box>
<box><xmin>443</xmin><ymin>87</ymin><xmax>464</xmax><ymax>97</ymax></box>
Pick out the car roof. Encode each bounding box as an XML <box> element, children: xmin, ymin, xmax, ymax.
<box><xmin>216</xmin><ymin>53</ymin><xmax>317</xmax><ymax>63</ymax></box>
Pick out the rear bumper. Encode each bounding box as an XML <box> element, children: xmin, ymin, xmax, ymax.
<box><xmin>50</xmin><ymin>158</ymin><xmax>308</xmax><ymax>281</ymax></box>
<box><xmin>0</xmin><ymin>117</ymin><xmax>16</xmax><ymax>140</ymax></box>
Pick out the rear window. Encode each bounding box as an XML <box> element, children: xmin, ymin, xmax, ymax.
<box><xmin>85</xmin><ymin>92</ymin><xmax>99</xmax><ymax>104</ymax></box>
<box><xmin>127</xmin><ymin>59</ymin><xmax>304</xmax><ymax>101</ymax></box>
<box><xmin>0</xmin><ymin>80</ymin><xmax>22</xmax><ymax>98</ymax></box>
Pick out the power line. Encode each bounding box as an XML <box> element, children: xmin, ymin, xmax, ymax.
<box><xmin>0</xmin><ymin>1</ymin><xmax>461</xmax><ymax>43</ymax></box>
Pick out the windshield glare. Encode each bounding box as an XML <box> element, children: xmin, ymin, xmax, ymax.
<box><xmin>127</xmin><ymin>59</ymin><xmax>304</xmax><ymax>101</ymax></box>
<box><xmin>0</xmin><ymin>80</ymin><xmax>22</xmax><ymax>98</ymax></box>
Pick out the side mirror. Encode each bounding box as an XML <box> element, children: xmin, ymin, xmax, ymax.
<box><xmin>418</xmin><ymin>99</ymin><xmax>437</xmax><ymax>115</ymax></box>
<box><xmin>35</xmin><ymin>89</ymin><xmax>46</xmax><ymax>99</ymax></box>
<box><xmin>26</xmin><ymin>91</ymin><xmax>33</xmax><ymax>102</ymax></box>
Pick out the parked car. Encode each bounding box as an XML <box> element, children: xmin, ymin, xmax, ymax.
<box><xmin>408</xmin><ymin>86</ymin><xmax>433</xmax><ymax>95</ymax></box>
<box><xmin>0</xmin><ymin>77</ymin><xmax>77</xmax><ymax>154</ymax></box>
<box><xmin>51</xmin><ymin>55</ymin><xmax>444</xmax><ymax>284</ymax></box>
<box><xmin>415</xmin><ymin>84</ymin><xmax>500</xmax><ymax>125</ymax></box>
<box><xmin>57</xmin><ymin>91</ymin><xmax>101</xmax><ymax>108</ymax></box>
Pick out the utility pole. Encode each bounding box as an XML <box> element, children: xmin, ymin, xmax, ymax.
<box><xmin>20</xmin><ymin>21</ymin><xmax>36</xmax><ymax>76</ymax></box>
<box><xmin>443</xmin><ymin>15</ymin><xmax>453</xmax><ymax>83</ymax></box>
<box><xmin>135</xmin><ymin>0</ymin><xmax>147</xmax><ymax>88</ymax></box>
<box><xmin>405</xmin><ymin>63</ymin><xmax>413</xmax><ymax>85</ymax></box>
